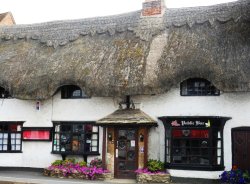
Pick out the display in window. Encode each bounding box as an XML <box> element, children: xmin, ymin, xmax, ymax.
<box><xmin>161</xmin><ymin>117</ymin><xmax>230</xmax><ymax>170</ymax></box>
<box><xmin>0</xmin><ymin>122</ymin><xmax>23</xmax><ymax>152</ymax></box>
<box><xmin>52</xmin><ymin>123</ymin><xmax>99</xmax><ymax>155</ymax></box>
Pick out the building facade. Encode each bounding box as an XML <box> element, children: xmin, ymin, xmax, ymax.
<box><xmin>0</xmin><ymin>0</ymin><xmax>249</xmax><ymax>180</ymax></box>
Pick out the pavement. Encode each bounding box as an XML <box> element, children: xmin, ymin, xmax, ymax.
<box><xmin>0</xmin><ymin>171</ymin><xmax>136</xmax><ymax>184</ymax></box>
<box><xmin>0</xmin><ymin>170</ymin><xmax>221</xmax><ymax>184</ymax></box>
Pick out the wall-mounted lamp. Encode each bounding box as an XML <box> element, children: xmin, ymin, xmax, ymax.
<box><xmin>108</xmin><ymin>133</ymin><xmax>113</xmax><ymax>141</ymax></box>
<box><xmin>139</xmin><ymin>133</ymin><xmax>144</xmax><ymax>142</ymax></box>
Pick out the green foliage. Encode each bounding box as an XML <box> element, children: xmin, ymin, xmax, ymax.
<box><xmin>62</xmin><ymin>158</ymin><xmax>76</xmax><ymax>165</ymax></box>
<box><xmin>51</xmin><ymin>159</ymin><xmax>78</xmax><ymax>166</ymax></box>
<box><xmin>51</xmin><ymin>160</ymin><xmax>63</xmax><ymax>166</ymax></box>
<box><xmin>78</xmin><ymin>160</ymin><xmax>87</xmax><ymax>167</ymax></box>
<box><xmin>147</xmin><ymin>159</ymin><xmax>165</xmax><ymax>172</ymax></box>
<box><xmin>243</xmin><ymin>170</ymin><xmax>250</xmax><ymax>181</ymax></box>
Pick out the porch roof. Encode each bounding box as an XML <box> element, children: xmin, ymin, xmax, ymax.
<box><xmin>96</xmin><ymin>109</ymin><xmax>157</xmax><ymax>126</ymax></box>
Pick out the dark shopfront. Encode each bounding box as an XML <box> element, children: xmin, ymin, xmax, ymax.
<box><xmin>159</xmin><ymin>116</ymin><xmax>231</xmax><ymax>171</ymax></box>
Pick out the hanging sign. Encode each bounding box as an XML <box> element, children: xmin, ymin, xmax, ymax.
<box><xmin>171</xmin><ymin>120</ymin><xmax>211</xmax><ymax>128</ymax></box>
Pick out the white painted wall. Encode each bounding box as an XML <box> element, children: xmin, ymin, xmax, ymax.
<box><xmin>0</xmin><ymin>88</ymin><xmax>249</xmax><ymax>179</ymax></box>
<box><xmin>0</xmin><ymin>93</ymin><xmax>117</xmax><ymax>168</ymax></box>
<box><xmin>133</xmin><ymin>87</ymin><xmax>250</xmax><ymax>179</ymax></box>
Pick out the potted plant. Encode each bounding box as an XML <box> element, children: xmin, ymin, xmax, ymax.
<box><xmin>44</xmin><ymin>158</ymin><xmax>111</xmax><ymax>180</ymax></box>
<box><xmin>135</xmin><ymin>159</ymin><xmax>170</xmax><ymax>184</ymax></box>
<box><xmin>219</xmin><ymin>166</ymin><xmax>250</xmax><ymax>184</ymax></box>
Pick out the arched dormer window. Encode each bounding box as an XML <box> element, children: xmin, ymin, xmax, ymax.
<box><xmin>0</xmin><ymin>87</ymin><xmax>11</xmax><ymax>98</ymax></box>
<box><xmin>61</xmin><ymin>85</ymin><xmax>88</xmax><ymax>99</ymax></box>
<box><xmin>180</xmin><ymin>78</ymin><xmax>220</xmax><ymax>96</ymax></box>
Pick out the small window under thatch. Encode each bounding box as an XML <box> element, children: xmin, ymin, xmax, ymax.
<box><xmin>180</xmin><ymin>78</ymin><xmax>220</xmax><ymax>96</ymax></box>
<box><xmin>0</xmin><ymin>87</ymin><xmax>11</xmax><ymax>98</ymax></box>
<box><xmin>60</xmin><ymin>85</ymin><xmax>89</xmax><ymax>99</ymax></box>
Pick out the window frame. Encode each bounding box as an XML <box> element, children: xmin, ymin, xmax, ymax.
<box><xmin>180</xmin><ymin>78</ymin><xmax>220</xmax><ymax>96</ymax></box>
<box><xmin>0</xmin><ymin>122</ymin><xmax>23</xmax><ymax>153</ymax></box>
<box><xmin>0</xmin><ymin>87</ymin><xmax>11</xmax><ymax>99</ymax></box>
<box><xmin>60</xmin><ymin>85</ymin><xmax>89</xmax><ymax>99</ymax></box>
<box><xmin>51</xmin><ymin>121</ymin><xmax>100</xmax><ymax>156</ymax></box>
<box><xmin>160</xmin><ymin>116</ymin><xmax>230</xmax><ymax>171</ymax></box>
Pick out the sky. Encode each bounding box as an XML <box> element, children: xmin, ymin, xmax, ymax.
<box><xmin>0</xmin><ymin>0</ymin><xmax>237</xmax><ymax>24</ymax></box>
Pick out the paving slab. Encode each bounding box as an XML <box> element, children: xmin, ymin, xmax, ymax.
<box><xmin>0</xmin><ymin>171</ymin><xmax>137</xmax><ymax>184</ymax></box>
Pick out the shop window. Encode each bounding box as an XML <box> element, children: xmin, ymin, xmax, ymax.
<box><xmin>160</xmin><ymin>117</ymin><xmax>230</xmax><ymax>171</ymax></box>
<box><xmin>180</xmin><ymin>78</ymin><xmax>220</xmax><ymax>96</ymax></box>
<box><xmin>61</xmin><ymin>85</ymin><xmax>88</xmax><ymax>99</ymax></box>
<box><xmin>0</xmin><ymin>87</ymin><xmax>11</xmax><ymax>98</ymax></box>
<box><xmin>52</xmin><ymin>122</ymin><xmax>99</xmax><ymax>155</ymax></box>
<box><xmin>0</xmin><ymin>122</ymin><xmax>23</xmax><ymax>152</ymax></box>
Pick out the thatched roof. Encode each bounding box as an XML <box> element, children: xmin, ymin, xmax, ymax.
<box><xmin>96</xmin><ymin>109</ymin><xmax>157</xmax><ymax>126</ymax></box>
<box><xmin>0</xmin><ymin>0</ymin><xmax>249</xmax><ymax>99</ymax></box>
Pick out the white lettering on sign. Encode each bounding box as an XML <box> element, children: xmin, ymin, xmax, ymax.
<box><xmin>170</xmin><ymin>120</ymin><xmax>211</xmax><ymax>127</ymax></box>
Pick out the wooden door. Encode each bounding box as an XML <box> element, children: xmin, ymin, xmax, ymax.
<box><xmin>114</xmin><ymin>128</ymin><xmax>138</xmax><ymax>179</ymax></box>
<box><xmin>232</xmin><ymin>129</ymin><xmax>250</xmax><ymax>170</ymax></box>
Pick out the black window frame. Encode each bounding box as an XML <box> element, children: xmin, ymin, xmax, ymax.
<box><xmin>0</xmin><ymin>87</ymin><xmax>11</xmax><ymax>99</ymax></box>
<box><xmin>60</xmin><ymin>85</ymin><xmax>89</xmax><ymax>99</ymax></box>
<box><xmin>159</xmin><ymin>116</ymin><xmax>230</xmax><ymax>171</ymax></box>
<box><xmin>180</xmin><ymin>78</ymin><xmax>220</xmax><ymax>96</ymax></box>
<box><xmin>0</xmin><ymin>122</ymin><xmax>23</xmax><ymax>153</ymax></box>
<box><xmin>52</xmin><ymin>122</ymin><xmax>100</xmax><ymax>156</ymax></box>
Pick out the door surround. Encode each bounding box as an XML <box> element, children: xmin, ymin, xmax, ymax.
<box><xmin>232</xmin><ymin>127</ymin><xmax>250</xmax><ymax>170</ymax></box>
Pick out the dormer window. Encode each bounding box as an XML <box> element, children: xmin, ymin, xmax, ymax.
<box><xmin>180</xmin><ymin>78</ymin><xmax>220</xmax><ymax>96</ymax></box>
<box><xmin>61</xmin><ymin>85</ymin><xmax>88</xmax><ymax>99</ymax></box>
<box><xmin>0</xmin><ymin>87</ymin><xmax>11</xmax><ymax>98</ymax></box>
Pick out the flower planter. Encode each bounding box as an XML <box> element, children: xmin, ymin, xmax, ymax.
<box><xmin>136</xmin><ymin>173</ymin><xmax>171</xmax><ymax>184</ymax></box>
<box><xmin>43</xmin><ymin>168</ymin><xmax>112</xmax><ymax>181</ymax></box>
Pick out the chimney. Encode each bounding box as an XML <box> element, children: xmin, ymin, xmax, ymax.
<box><xmin>142</xmin><ymin>0</ymin><xmax>166</xmax><ymax>17</ymax></box>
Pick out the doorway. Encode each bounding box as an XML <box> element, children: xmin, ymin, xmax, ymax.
<box><xmin>232</xmin><ymin>128</ymin><xmax>250</xmax><ymax>170</ymax></box>
<box><xmin>114</xmin><ymin>127</ymin><xmax>138</xmax><ymax>179</ymax></box>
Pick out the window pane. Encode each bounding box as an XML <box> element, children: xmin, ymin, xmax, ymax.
<box><xmin>92</xmin><ymin>134</ymin><xmax>98</xmax><ymax>139</ymax></box>
<box><xmin>16</xmin><ymin>145</ymin><xmax>21</xmax><ymax>151</ymax></box>
<box><xmin>92</xmin><ymin>126</ymin><xmax>98</xmax><ymax>132</ymax></box>
<box><xmin>91</xmin><ymin>140</ymin><xmax>98</xmax><ymax>146</ymax></box>
<box><xmin>72</xmin><ymin>90</ymin><xmax>81</xmax><ymax>97</ymax></box>
<box><xmin>61</xmin><ymin>125</ymin><xmax>71</xmax><ymax>132</ymax></box>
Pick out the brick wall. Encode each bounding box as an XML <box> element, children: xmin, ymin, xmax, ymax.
<box><xmin>142</xmin><ymin>0</ymin><xmax>165</xmax><ymax>16</ymax></box>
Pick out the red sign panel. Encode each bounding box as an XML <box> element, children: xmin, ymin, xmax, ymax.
<box><xmin>23</xmin><ymin>130</ymin><xmax>50</xmax><ymax>140</ymax></box>
<box><xmin>172</xmin><ymin>129</ymin><xmax>209</xmax><ymax>138</ymax></box>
